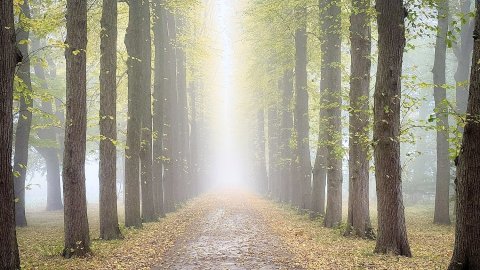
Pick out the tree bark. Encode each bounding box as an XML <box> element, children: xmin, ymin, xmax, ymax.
<box><xmin>268</xmin><ymin>105</ymin><xmax>280</xmax><ymax>199</ymax></box>
<box><xmin>432</xmin><ymin>0</ymin><xmax>451</xmax><ymax>225</ymax></box>
<box><xmin>31</xmin><ymin>39</ymin><xmax>64</xmax><ymax>211</ymax></box>
<box><xmin>279</xmin><ymin>70</ymin><xmax>294</xmax><ymax>203</ymax></box>
<box><xmin>256</xmin><ymin>109</ymin><xmax>268</xmax><ymax>194</ymax></box>
<box><xmin>345</xmin><ymin>0</ymin><xmax>374</xmax><ymax>237</ymax></box>
<box><xmin>294</xmin><ymin>6</ymin><xmax>311</xmax><ymax>210</ymax></box>
<box><xmin>13</xmin><ymin>0</ymin><xmax>33</xmax><ymax>228</ymax></box>
<box><xmin>320</xmin><ymin>0</ymin><xmax>343</xmax><ymax>228</ymax></box>
<box><xmin>448</xmin><ymin>4</ymin><xmax>480</xmax><ymax>269</ymax></box>
<box><xmin>0</xmin><ymin>0</ymin><xmax>21</xmax><ymax>267</ymax></box>
<box><xmin>373</xmin><ymin>0</ymin><xmax>411</xmax><ymax>256</ymax></box>
<box><xmin>99</xmin><ymin>0</ymin><xmax>122</xmax><ymax>239</ymax></box>
<box><xmin>124</xmin><ymin>0</ymin><xmax>143</xmax><ymax>228</ymax></box>
<box><xmin>140</xmin><ymin>0</ymin><xmax>156</xmax><ymax>223</ymax></box>
<box><xmin>62</xmin><ymin>0</ymin><xmax>90</xmax><ymax>257</ymax></box>
<box><xmin>454</xmin><ymin>0</ymin><xmax>474</xmax><ymax>121</ymax></box>
<box><xmin>163</xmin><ymin>10</ymin><xmax>179</xmax><ymax>212</ymax></box>
<box><xmin>152</xmin><ymin>0</ymin><xmax>167</xmax><ymax>218</ymax></box>
<box><xmin>176</xmin><ymin>15</ymin><xmax>190</xmax><ymax>202</ymax></box>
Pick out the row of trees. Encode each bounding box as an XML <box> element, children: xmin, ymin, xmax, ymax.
<box><xmin>247</xmin><ymin>0</ymin><xmax>480</xmax><ymax>267</ymax></box>
<box><xmin>1</xmin><ymin>0</ymin><xmax>207</xmax><ymax>267</ymax></box>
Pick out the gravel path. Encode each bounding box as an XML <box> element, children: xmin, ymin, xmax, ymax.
<box><xmin>152</xmin><ymin>193</ymin><xmax>302</xmax><ymax>270</ymax></box>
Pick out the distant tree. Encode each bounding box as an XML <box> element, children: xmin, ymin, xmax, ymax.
<box><xmin>255</xmin><ymin>109</ymin><xmax>268</xmax><ymax>194</ymax></box>
<box><xmin>99</xmin><ymin>0</ymin><xmax>122</xmax><ymax>239</ymax></box>
<box><xmin>13</xmin><ymin>0</ymin><xmax>33</xmax><ymax>227</ymax></box>
<box><xmin>62</xmin><ymin>0</ymin><xmax>91</xmax><ymax>257</ymax></box>
<box><xmin>140</xmin><ymin>0</ymin><xmax>156</xmax><ymax>222</ymax></box>
<box><xmin>373</xmin><ymin>0</ymin><xmax>411</xmax><ymax>256</ymax></box>
<box><xmin>432</xmin><ymin>0</ymin><xmax>451</xmax><ymax>225</ymax></box>
<box><xmin>124</xmin><ymin>0</ymin><xmax>143</xmax><ymax>228</ymax></box>
<box><xmin>345</xmin><ymin>0</ymin><xmax>374</xmax><ymax>237</ymax></box>
<box><xmin>31</xmin><ymin>40</ymin><xmax>63</xmax><ymax>211</ymax></box>
<box><xmin>448</xmin><ymin>3</ymin><xmax>480</xmax><ymax>269</ymax></box>
<box><xmin>152</xmin><ymin>0</ymin><xmax>168</xmax><ymax>218</ymax></box>
<box><xmin>279</xmin><ymin>70</ymin><xmax>294</xmax><ymax>203</ymax></box>
<box><xmin>0</xmin><ymin>0</ymin><xmax>21</xmax><ymax>267</ymax></box>
<box><xmin>164</xmin><ymin>10</ymin><xmax>179</xmax><ymax>212</ymax></box>
<box><xmin>267</xmin><ymin>104</ymin><xmax>280</xmax><ymax>199</ymax></box>
<box><xmin>320</xmin><ymin>0</ymin><xmax>343</xmax><ymax>228</ymax></box>
<box><xmin>176</xmin><ymin>15</ymin><xmax>190</xmax><ymax>202</ymax></box>
<box><xmin>453</xmin><ymin>0</ymin><xmax>474</xmax><ymax>119</ymax></box>
<box><xmin>293</xmin><ymin>5</ymin><xmax>311</xmax><ymax>210</ymax></box>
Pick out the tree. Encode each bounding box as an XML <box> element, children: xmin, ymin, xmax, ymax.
<box><xmin>320</xmin><ymin>0</ymin><xmax>343</xmax><ymax>228</ymax></box>
<box><xmin>31</xmin><ymin>40</ymin><xmax>63</xmax><ymax>211</ymax></box>
<box><xmin>62</xmin><ymin>0</ymin><xmax>90</xmax><ymax>257</ymax></box>
<box><xmin>279</xmin><ymin>70</ymin><xmax>294</xmax><ymax>203</ymax></box>
<box><xmin>432</xmin><ymin>0</ymin><xmax>451</xmax><ymax>225</ymax></box>
<box><xmin>140</xmin><ymin>0</ymin><xmax>156</xmax><ymax>223</ymax></box>
<box><xmin>255</xmin><ymin>109</ymin><xmax>268</xmax><ymax>194</ymax></box>
<box><xmin>373</xmin><ymin>0</ymin><xmax>411</xmax><ymax>256</ymax></box>
<box><xmin>267</xmin><ymin>104</ymin><xmax>280</xmax><ymax>199</ymax></box>
<box><xmin>345</xmin><ymin>0</ymin><xmax>374</xmax><ymax>237</ymax></box>
<box><xmin>152</xmin><ymin>0</ymin><xmax>168</xmax><ymax>219</ymax></box>
<box><xmin>453</xmin><ymin>0</ymin><xmax>474</xmax><ymax>119</ymax></box>
<box><xmin>99</xmin><ymin>0</ymin><xmax>122</xmax><ymax>239</ymax></box>
<box><xmin>293</xmin><ymin>5</ymin><xmax>311</xmax><ymax>210</ymax></box>
<box><xmin>13</xmin><ymin>0</ymin><xmax>33</xmax><ymax>227</ymax></box>
<box><xmin>0</xmin><ymin>0</ymin><xmax>22</xmax><ymax>267</ymax></box>
<box><xmin>448</xmin><ymin>3</ymin><xmax>480</xmax><ymax>268</ymax></box>
<box><xmin>124</xmin><ymin>0</ymin><xmax>143</xmax><ymax>228</ymax></box>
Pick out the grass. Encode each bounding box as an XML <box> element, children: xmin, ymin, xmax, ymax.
<box><xmin>254</xmin><ymin>199</ymin><xmax>455</xmax><ymax>269</ymax></box>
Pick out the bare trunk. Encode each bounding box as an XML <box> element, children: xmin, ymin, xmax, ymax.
<box><xmin>294</xmin><ymin>6</ymin><xmax>311</xmax><ymax>210</ymax></box>
<box><xmin>345</xmin><ymin>0</ymin><xmax>374</xmax><ymax>237</ymax></box>
<box><xmin>99</xmin><ymin>0</ymin><xmax>122</xmax><ymax>239</ymax></box>
<box><xmin>279</xmin><ymin>70</ymin><xmax>294</xmax><ymax>203</ymax></box>
<box><xmin>268</xmin><ymin>106</ymin><xmax>280</xmax><ymax>199</ymax></box>
<box><xmin>0</xmin><ymin>0</ymin><xmax>21</xmax><ymax>267</ymax></box>
<box><xmin>140</xmin><ymin>0</ymin><xmax>156</xmax><ymax>222</ymax></box>
<box><xmin>152</xmin><ymin>0</ymin><xmax>167</xmax><ymax>218</ymax></box>
<box><xmin>320</xmin><ymin>0</ymin><xmax>343</xmax><ymax>228</ymax></box>
<box><xmin>373</xmin><ymin>0</ymin><xmax>411</xmax><ymax>256</ymax></box>
<box><xmin>448</xmin><ymin>4</ymin><xmax>480</xmax><ymax>269</ymax></box>
<box><xmin>124</xmin><ymin>0</ymin><xmax>142</xmax><ymax>228</ymax></box>
<box><xmin>13</xmin><ymin>0</ymin><xmax>33</xmax><ymax>228</ymax></box>
<box><xmin>256</xmin><ymin>109</ymin><xmax>268</xmax><ymax>194</ymax></box>
<box><xmin>62</xmin><ymin>0</ymin><xmax>91</xmax><ymax>257</ymax></box>
<box><xmin>432</xmin><ymin>0</ymin><xmax>451</xmax><ymax>225</ymax></box>
<box><xmin>32</xmin><ymin>40</ymin><xmax>64</xmax><ymax>211</ymax></box>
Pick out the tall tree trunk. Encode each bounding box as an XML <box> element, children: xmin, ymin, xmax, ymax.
<box><xmin>124</xmin><ymin>0</ymin><xmax>143</xmax><ymax>228</ymax></box>
<box><xmin>0</xmin><ymin>0</ymin><xmax>21</xmax><ymax>267</ymax></box>
<box><xmin>13</xmin><ymin>0</ymin><xmax>33</xmax><ymax>228</ymax></box>
<box><xmin>176</xmin><ymin>16</ymin><xmax>190</xmax><ymax>202</ymax></box>
<box><xmin>256</xmin><ymin>109</ymin><xmax>268</xmax><ymax>194</ymax></box>
<box><xmin>189</xmin><ymin>79</ymin><xmax>199</xmax><ymax>197</ymax></box>
<box><xmin>99</xmin><ymin>0</ymin><xmax>122</xmax><ymax>239</ymax></box>
<box><xmin>454</xmin><ymin>0</ymin><xmax>474</xmax><ymax>121</ymax></box>
<box><xmin>432</xmin><ymin>0</ymin><xmax>451</xmax><ymax>225</ymax></box>
<box><xmin>62</xmin><ymin>0</ymin><xmax>90</xmax><ymax>257</ymax></box>
<box><xmin>448</xmin><ymin>4</ymin><xmax>480</xmax><ymax>269</ymax></box>
<box><xmin>163</xmin><ymin>10</ymin><xmax>179</xmax><ymax>212</ymax></box>
<box><xmin>279</xmin><ymin>70</ymin><xmax>294</xmax><ymax>203</ymax></box>
<box><xmin>268</xmin><ymin>105</ymin><xmax>280</xmax><ymax>199</ymax></box>
<box><xmin>320</xmin><ymin>0</ymin><xmax>343</xmax><ymax>228</ymax></box>
<box><xmin>152</xmin><ymin>0</ymin><xmax>167</xmax><ymax>219</ymax></box>
<box><xmin>140</xmin><ymin>0</ymin><xmax>156</xmax><ymax>222</ymax></box>
<box><xmin>373</xmin><ymin>0</ymin><xmax>411</xmax><ymax>256</ymax></box>
<box><xmin>31</xmin><ymin>39</ymin><xmax>64</xmax><ymax>211</ymax></box>
<box><xmin>345</xmin><ymin>0</ymin><xmax>374</xmax><ymax>237</ymax></box>
<box><xmin>294</xmin><ymin>6</ymin><xmax>311</xmax><ymax>210</ymax></box>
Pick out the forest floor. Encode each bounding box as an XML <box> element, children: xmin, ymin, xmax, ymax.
<box><xmin>18</xmin><ymin>191</ymin><xmax>454</xmax><ymax>269</ymax></box>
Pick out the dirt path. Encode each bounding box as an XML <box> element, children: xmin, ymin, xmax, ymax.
<box><xmin>152</xmin><ymin>192</ymin><xmax>302</xmax><ymax>270</ymax></box>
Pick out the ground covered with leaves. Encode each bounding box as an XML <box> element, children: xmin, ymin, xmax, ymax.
<box><xmin>18</xmin><ymin>192</ymin><xmax>453</xmax><ymax>269</ymax></box>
